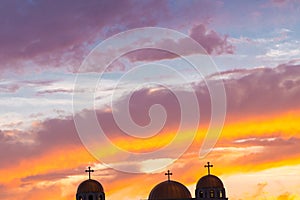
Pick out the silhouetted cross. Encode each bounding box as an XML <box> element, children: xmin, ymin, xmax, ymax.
<box><xmin>85</xmin><ymin>166</ymin><xmax>94</xmax><ymax>179</ymax></box>
<box><xmin>204</xmin><ymin>162</ymin><xmax>213</xmax><ymax>175</ymax></box>
<box><xmin>165</xmin><ymin>170</ymin><xmax>172</xmax><ymax>181</ymax></box>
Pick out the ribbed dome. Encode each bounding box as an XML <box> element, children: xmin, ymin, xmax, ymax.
<box><xmin>149</xmin><ymin>180</ymin><xmax>192</xmax><ymax>200</ymax></box>
<box><xmin>77</xmin><ymin>179</ymin><xmax>104</xmax><ymax>194</ymax></box>
<box><xmin>196</xmin><ymin>175</ymin><xmax>224</xmax><ymax>189</ymax></box>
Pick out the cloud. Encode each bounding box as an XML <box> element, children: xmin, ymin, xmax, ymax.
<box><xmin>0</xmin><ymin>121</ymin><xmax>24</xmax><ymax>129</ymax></box>
<box><xmin>189</xmin><ymin>24</ymin><xmax>234</xmax><ymax>55</ymax></box>
<box><xmin>208</xmin><ymin>134</ymin><xmax>300</xmax><ymax>173</ymax></box>
<box><xmin>0</xmin><ymin>117</ymin><xmax>81</xmax><ymax>168</ymax></box>
<box><xmin>21</xmin><ymin>183</ymin><xmax>68</xmax><ymax>200</ymax></box>
<box><xmin>224</xmin><ymin>64</ymin><xmax>300</xmax><ymax>118</ymax></box>
<box><xmin>21</xmin><ymin>169</ymin><xmax>78</xmax><ymax>182</ymax></box>
<box><xmin>0</xmin><ymin>83</ymin><xmax>20</xmax><ymax>93</ymax></box>
<box><xmin>0</xmin><ymin>79</ymin><xmax>58</xmax><ymax>94</ymax></box>
<box><xmin>22</xmin><ymin>79</ymin><xmax>58</xmax><ymax>86</ymax></box>
<box><xmin>0</xmin><ymin>0</ymin><xmax>168</xmax><ymax>72</ymax></box>
<box><xmin>0</xmin><ymin>0</ymin><xmax>233</xmax><ymax>74</ymax></box>
<box><xmin>126</xmin><ymin>23</ymin><xmax>234</xmax><ymax>62</ymax></box>
<box><xmin>230</xmin><ymin>28</ymin><xmax>290</xmax><ymax>45</ymax></box>
<box><xmin>233</xmin><ymin>136</ymin><xmax>299</xmax><ymax>147</ymax></box>
<box><xmin>236</xmin><ymin>136</ymin><xmax>300</xmax><ymax>165</ymax></box>
<box><xmin>36</xmin><ymin>88</ymin><xmax>73</xmax><ymax>96</ymax></box>
<box><xmin>20</xmin><ymin>164</ymin><xmax>112</xmax><ymax>183</ymax></box>
<box><xmin>257</xmin><ymin>40</ymin><xmax>300</xmax><ymax>63</ymax></box>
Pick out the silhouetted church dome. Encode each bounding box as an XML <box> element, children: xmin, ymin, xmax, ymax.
<box><xmin>77</xmin><ymin>179</ymin><xmax>104</xmax><ymax>194</ymax></box>
<box><xmin>149</xmin><ymin>180</ymin><xmax>192</xmax><ymax>200</ymax></box>
<box><xmin>195</xmin><ymin>162</ymin><xmax>228</xmax><ymax>199</ymax></box>
<box><xmin>196</xmin><ymin>174</ymin><xmax>224</xmax><ymax>189</ymax></box>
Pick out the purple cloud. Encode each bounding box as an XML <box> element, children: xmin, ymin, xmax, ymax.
<box><xmin>0</xmin><ymin>0</ymin><xmax>232</xmax><ymax>74</ymax></box>
<box><xmin>224</xmin><ymin>64</ymin><xmax>300</xmax><ymax>117</ymax></box>
<box><xmin>0</xmin><ymin>0</ymin><xmax>168</xmax><ymax>72</ymax></box>
<box><xmin>0</xmin><ymin>118</ymin><xmax>81</xmax><ymax>168</ymax></box>
<box><xmin>189</xmin><ymin>23</ymin><xmax>234</xmax><ymax>55</ymax></box>
<box><xmin>126</xmin><ymin>23</ymin><xmax>234</xmax><ymax>62</ymax></box>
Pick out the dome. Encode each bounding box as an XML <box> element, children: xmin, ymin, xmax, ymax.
<box><xmin>196</xmin><ymin>175</ymin><xmax>224</xmax><ymax>189</ymax></box>
<box><xmin>77</xmin><ymin>179</ymin><xmax>104</xmax><ymax>194</ymax></box>
<box><xmin>149</xmin><ymin>180</ymin><xmax>192</xmax><ymax>200</ymax></box>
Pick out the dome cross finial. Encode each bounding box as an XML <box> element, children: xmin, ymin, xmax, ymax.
<box><xmin>165</xmin><ymin>170</ymin><xmax>173</xmax><ymax>181</ymax></box>
<box><xmin>204</xmin><ymin>162</ymin><xmax>213</xmax><ymax>175</ymax></box>
<box><xmin>85</xmin><ymin>166</ymin><xmax>94</xmax><ymax>179</ymax></box>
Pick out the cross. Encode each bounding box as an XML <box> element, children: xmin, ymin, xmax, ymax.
<box><xmin>165</xmin><ymin>170</ymin><xmax>172</xmax><ymax>181</ymax></box>
<box><xmin>204</xmin><ymin>162</ymin><xmax>213</xmax><ymax>175</ymax></box>
<box><xmin>85</xmin><ymin>166</ymin><xmax>94</xmax><ymax>179</ymax></box>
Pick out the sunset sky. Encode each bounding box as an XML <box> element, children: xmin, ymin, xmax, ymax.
<box><xmin>1</xmin><ymin>0</ymin><xmax>300</xmax><ymax>199</ymax></box>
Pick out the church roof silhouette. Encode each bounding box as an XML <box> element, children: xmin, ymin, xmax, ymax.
<box><xmin>196</xmin><ymin>174</ymin><xmax>224</xmax><ymax>189</ymax></box>
<box><xmin>76</xmin><ymin>162</ymin><xmax>228</xmax><ymax>200</ymax></box>
<box><xmin>77</xmin><ymin>179</ymin><xmax>104</xmax><ymax>194</ymax></box>
<box><xmin>149</xmin><ymin>180</ymin><xmax>192</xmax><ymax>200</ymax></box>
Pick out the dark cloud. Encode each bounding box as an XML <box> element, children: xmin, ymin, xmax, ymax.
<box><xmin>37</xmin><ymin>117</ymin><xmax>82</xmax><ymax>149</ymax></box>
<box><xmin>0</xmin><ymin>0</ymin><xmax>168</xmax><ymax>72</ymax></box>
<box><xmin>126</xmin><ymin>23</ymin><xmax>234</xmax><ymax>62</ymax></box>
<box><xmin>189</xmin><ymin>24</ymin><xmax>234</xmax><ymax>55</ymax></box>
<box><xmin>0</xmin><ymin>117</ymin><xmax>81</xmax><ymax>168</ymax></box>
<box><xmin>96</xmin><ymin>87</ymin><xmax>182</xmax><ymax>139</ymax></box>
<box><xmin>224</xmin><ymin>64</ymin><xmax>300</xmax><ymax>118</ymax></box>
<box><xmin>0</xmin><ymin>130</ymin><xmax>36</xmax><ymax>166</ymax></box>
<box><xmin>0</xmin><ymin>0</ymin><xmax>229</xmax><ymax>73</ymax></box>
